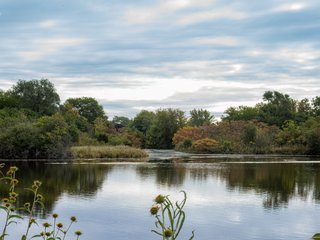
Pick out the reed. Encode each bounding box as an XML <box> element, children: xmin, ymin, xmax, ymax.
<box><xmin>70</xmin><ymin>145</ymin><xmax>148</xmax><ymax>159</ymax></box>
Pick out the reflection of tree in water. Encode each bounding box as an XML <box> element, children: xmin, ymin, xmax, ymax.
<box><xmin>0</xmin><ymin>162</ymin><xmax>112</xmax><ymax>217</ymax></box>
<box><xmin>215</xmin><ymin>163</ymin><xmax>320</xmax><ymax>209</ymax></box>
<box><xmin>188</xmin><ymin>165</ymin><xmax>211</xmax><ymax>182</ymax></box>
<box><xmin>136</xmin><ymin>163</ymin><xmax>186</xmax><ymax>187</ymax></box>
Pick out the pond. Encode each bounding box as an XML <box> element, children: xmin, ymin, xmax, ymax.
<box><xmin>2</xmin><ymin>155</ymin><xmax>320</xmax><ymax>240</ymax></box>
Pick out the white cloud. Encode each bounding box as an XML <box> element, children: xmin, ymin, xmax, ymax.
<box><xmin>124</xmin><ymin>0</ymin><xmax>214</xmax><ymax>24</ymax></box>
<box><xmin>191</xmin><ymin>36</ymin><xmax>240</xmax><ymax>46</ymax></box>
<box><xmin>17</xmin><ymin>37</ymin><xmax>87</xmax><ymax>60</ymax></box>
<box><xmin>38</xmin><ymin>20</ymin><xmax>58</xmax><ymax>29</ymax></box>
<box><xmin>176</xmin><ymin>8</ymin><xmax>247</xmax><ymax>25</ymax></box>
<box><xmin>273</xmin><ymin>2</ymin><xmax>307</xmax><ymax>12</ymax></box>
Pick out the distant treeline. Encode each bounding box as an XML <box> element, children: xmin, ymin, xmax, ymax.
<box><xmin>0</xmin><ymin>79</ymin><xmax>320</xmax><ymax>158</ymax></box>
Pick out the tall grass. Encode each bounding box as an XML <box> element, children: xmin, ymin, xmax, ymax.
<box><xmin>70</xmin><ymin>145</ymin><xmax>148</xmax><ymax>159</ymax></box>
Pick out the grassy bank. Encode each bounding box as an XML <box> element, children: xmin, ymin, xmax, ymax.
<box><xmin>70</xmin><ymin>145</ymin><xmax>148</xmax><ymax>159</ymax></box>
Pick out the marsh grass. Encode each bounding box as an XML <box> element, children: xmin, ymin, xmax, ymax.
<box><xmin>70</xmin><ymin>145</ymin><xmax>148</xmax><ymax>159</ymax></box>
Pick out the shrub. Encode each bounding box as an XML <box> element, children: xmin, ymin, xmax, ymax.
<box><xmin>192</xmin><ymin>138</ymin><xmax>220</xmax><ymax>153</ymax></box>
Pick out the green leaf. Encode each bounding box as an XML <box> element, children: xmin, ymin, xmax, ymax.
<box><xmin>312</xmin><ymin>233</ymin><xmax>320</xmax><ymax>239</ymax></box>
<box><xmin>8</xmin><ymin>220</ymin><xmax>18</xmax><ymax>225</ymax></box>
<box><xmin>9</xmin><ymin>214</ymin><xmax>23</xmax><ymax>220</ymax></box>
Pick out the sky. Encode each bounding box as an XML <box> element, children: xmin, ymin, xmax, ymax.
<box><xmin>0</xmin><ymin>0</ymin><xmax>319</xmax><ymax>118</ymax></box>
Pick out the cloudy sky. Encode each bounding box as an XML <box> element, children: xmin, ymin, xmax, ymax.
<box><xmin>0</xmin><ymin>0</ymin><xmax>319</xmax><ymax>118</ymax></box>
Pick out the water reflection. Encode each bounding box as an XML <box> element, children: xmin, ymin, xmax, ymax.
<box><xmin>136</xmin><ymin>163</ymin><xmax>187</xmax><ymax>187</ymax></box>
<box><xmin>2</xmin><ymin>160</ymin><xmax>320</xmax><ymax>214</ymax></box>
<box><xmin>216</xmin><ymin>163</ymin><xmax>320</xmax><ymax>208</ymax></box>
<box><xmin>135</xmin><ymin>162</ymin><xmax>320</xmax><ymax>209</ymax></box>
<box><xmin>0</xmin><ymin>162</ymin><xmax>113</xmax><ymax>215</ymax></box>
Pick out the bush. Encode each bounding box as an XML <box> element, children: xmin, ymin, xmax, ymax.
<box><xmin>192</xmin><ymin>138</ymin><xmax>220</xmax><ymax>153</ymax></box>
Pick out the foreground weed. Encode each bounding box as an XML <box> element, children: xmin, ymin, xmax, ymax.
<box><xmin>0</xmin><ymin>164</ymin><xmax>82</xmax><ymax>240</ymax></box>
<box><xmin>150</xmin><ymin>190</ymin><xmax>194</xmax><ymax>240</ymax></box>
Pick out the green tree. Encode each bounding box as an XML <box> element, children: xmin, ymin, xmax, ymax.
<box><xmin>0</xmin><ymin>90</ymin><xmax>19</xmax><ymax>109</ymax></box>
<box><xmin>301</xmin><ymin>117</ymin><xmax>320</xmax><ymax>154</ymax></box>
<box><xmin>295</xmin><ymin>98</ymin><xmax>312</xmax><ymax>123</ymax></box>
<box><xmin>94</xmin><ymin>117</ymin><xmax>110</xmax><ymax>143</ymax></box>
<box><xmin>0</xmin><ymin>121</ymin><xmax>39</xmax><ymax>159</ymax></box>
<box><xmin>65</xmin><ymin>97</ymin><xmax>105</xmax><ymax>124</ymax></box>
<box><xmin>258</xmin><ymin>91</ymin><xmax>296</xmax><ymax>127</ymax></box>
<box><xmin>189</xmin><ymin>108</ymin><xmax>214</xmax><ymax>126</ymax></box>
<box><xmin>112</xmin><ymin>116</ymin><xmax>132</xmax><ymax>127</ymax></box>
<box><xmin>131</xmin><ymin>110</ymin><xmax>155</xmax><ymax>136</ymax></box>
<box><xmin>10</xmin><ymin>79</ymin><xmax>60</xmax><ymax>115</ymax></box>
<box><xmin>147</xmin><ymin>109</ymin><xmax>186</xmax><ymax>149</ymax></box>
<box><xmin>222</xmin><ymin>106</ymin><xmax>259</xmax><ymax>121</ymax></box>
<box><xmin>312</xmin><ymin>96</ymin><xmax>320</xmax><ymax>116</ymax></box>
<box><xmin>35</xmin><ymin>113</ymin><xmax>73</xmax><ymax>158</ymax></box>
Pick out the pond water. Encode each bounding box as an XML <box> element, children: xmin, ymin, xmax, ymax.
<box><xmin>2</xmin><ymin>156</ymin><xmax>320</xmax><ymax>240</ymax></box>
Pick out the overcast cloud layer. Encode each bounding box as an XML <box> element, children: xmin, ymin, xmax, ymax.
<box><xmin>0</xmin><ymin>0</ymin><xmax>319</xmax><ymax>117</ymax></box>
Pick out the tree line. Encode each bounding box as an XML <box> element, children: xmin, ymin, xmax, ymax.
<box><xmin>0</xmin><ymin>79</ymin><xmax>320</xmax><ymax>158</ymax></box>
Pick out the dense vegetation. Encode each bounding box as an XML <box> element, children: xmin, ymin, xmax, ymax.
<box><xmin>1</xmin><ymin>79</ymin><xmax>320</xmax><ymax>158</ymax></box>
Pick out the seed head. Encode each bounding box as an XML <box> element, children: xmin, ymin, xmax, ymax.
<box><xmin>43</xmin><ymin>222</ymin><xmax>51</xmax><ymax>228</ymax></box>
<box><xmin>164</xmin><ymin>229</ymin><xmax>173</xmax><ymax>238</ymax></box>
<box><xmin>9</xmin><ymin>166</ymin><xmax>18</xmax><ymax>172</ymax></box>
<box><xmin>75</xmin><ymin>230</ymin><xmax>82</xmax><ymax>236</ymax></box>
<box><xmin>150</xmin><ymin>206</ymin><xmax>159</xmax><ymax>215</ymax></box>
<box><xmin>9</xmin><ymin>192</ymin><xmax>18</xmax><ymax>198</ymax></box>
<box><xmin>154</xmin><ymin>194</ymin><xmax>165</xmax><ymax>204</ymax></box>
<box><xmin>57</xmin><ymin>223</ymin><xmax>63</xmax><ymax>228</ymax></box>
<box><xmin>24</xmin><ymin>202</ymin><xmax>31</xmax><ymax>209</ymax></box>
<box><xmin>11</xmin><ymin>179</ymin><xmax>19</xmax><ymax>185</ymax></box>
<box><xmin>37</xmin><ymin>194</ymin><xmax>44</xmax><ymax>201</ymax></box>
<box><xmin>52</xmin><ymin>213</ymin><xmax>58</xmax><ymax>218</ymax></box>
<box><xmin>33</xmin><ymin>180</ymin><xmax>42</xmax><ymax>187</ymax></box>
<box><xmin>70</xmin><ymin>216</ymin><xmax>77</xmax><ymax>222</ymax></box>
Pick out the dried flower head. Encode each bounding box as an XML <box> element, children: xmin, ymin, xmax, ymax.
<box><xmin>36</xmin><ymin>194</ymin><xmax>44</xmax><ymax>201</ymax></box>
<box><xmin>164</xmin><ymin>229</ymin><xmax>173</xmax><ymax>238</ymax></box>
<box><xmin>150</xmin><ymin>206</ymin><xmax>159</xmax><ymax>215</ymax></box>
<box><xmin>52</xmin><ymin>213</ymin><xmax>58</xmax><ymax>218</ymax></box>
<box><xmin>70</xmin><ymin>216</ymin><xmax>77</xmax><ymax>222</ymax></box>
<box><xmin>9</xmin><ymin>192</ymin><xmax>18</xmax><ymax>198</ymax></box>
<box><xmin>75</xmin><ymin>230</ymin><xmax>82</xmax><ymax>236</ymax></box>
<box><xmin>11</xmin><ymin>179</ymin><xmax>19</xmax><ymax>185</ymax></box>
<box><xmin>43</xmin><ymin>222</ymin><xmax>51</xmax><ymax>228</ymax></box>
<box><xmin>154</xmin><ymin>194</ymin><xmax>165</xmax><ymax>204</ymax></box>
<box><xmin>57</xmin><ymin>223</ymin><xmax>63</xmax><ymax>229</ymax></box>
<box><xmin>24</xmin><ymin>202</ymin><xmax>31</xmax><ymax>209</ymax></box>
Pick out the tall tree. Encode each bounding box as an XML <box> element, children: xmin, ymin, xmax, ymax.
<box><xmin>147</xmin><ymin>109</ymin><xmax>186</xmax><ymax>149</ymax></box>
<box><xmin>131</xmin><ymin>110</ymin><xmax>155</xmax><ymax>136</ymax></box>
<box><xmin>223</xmin><ymin>106</ymin><xmax>259</xmax><ymax>121</ymax></box>
<box><xmin>10</xmin><ymin>79</ymin><xmax>60</xmax><ymax>115</ymax></box>
<box><xmin>112</xmin><ymin>116</ymin><xmax>132</xmax><ymax>127</ymax></box>
<box><xmin>295</xmin><ymin>98</ymin><xmax>312</xmax><ymax>123</ymax></box>
<box><xmin>189</xmin><ymin>108</ymin><xmax>214</xmax><ymax>126</ymax></box>
<box><xmin>65</xmin><ymin>97</ymin><xmax>105</xmax><ymax>124</ymax></box>
<box><xmin>312</xmin><ymin>96</ymin><xmax>320</xmax><ymax>116</ymax></box>
<box><xmin>258</xmin><ymin>91</ymin><xmax>296</xmax><ymax>127</ymax></box>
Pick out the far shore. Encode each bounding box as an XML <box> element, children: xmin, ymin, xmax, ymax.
<box><xmin>1</xmin><ymin>149</ymin><xmax>320</xmax><ymax>163</ymax></box>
